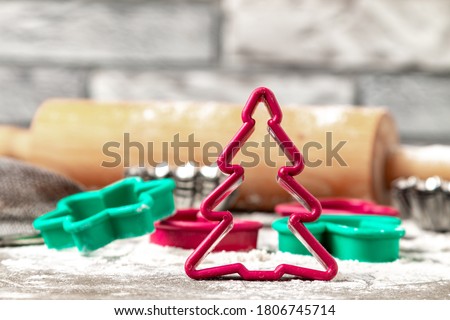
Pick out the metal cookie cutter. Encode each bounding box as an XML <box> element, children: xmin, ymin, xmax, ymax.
<box><xmin>275</xmin><ymin>198</ymin><xmax>399</xmax><ymax>217</ymax></box>
<box><xmin>33</xmin><ymin>177</ymin><xmax>176</xmax><ymax>252</ymax></box>
<box><xmin>273</xmin><ymin>215</ymin><xmax>405</xmax><ymax>262</ymax></box>
<box><xmin>173</xmin><ymin>162</ymin><xmax>198</xmax><ymax>209</ymax></box>
<box><xmin>125</xmin><ymin>162</ymin><xmax>237</xmax><ymax>211</ymax></box>
<box><xmin>185</xmin><ymin>87</ymin><xmax>338</xmax><ymax>281</ymax></box>
<box><xmin>150</xmin><ymin>208</ymin><xmax>262</xmax><ymax>252</ymax></box>
<box><xmin>391</xmin><ymin>176</ymin><xmax>450</xmax><ymax>231</ymax></box>
<box><xmin>390</xmin><ymin>176</ymin><xmax>418</xmax><ymax>219</ymax></box>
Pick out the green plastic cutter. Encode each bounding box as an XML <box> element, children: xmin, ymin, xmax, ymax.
<box><xmin>33</xmin><ymin>177</ymin><xmax>176</xmax><ymax>252</ymax></box>
<box><xmin>272</xmin><ymin>215</ymin><xmax>405</xmax><ymax>262</ymax></box>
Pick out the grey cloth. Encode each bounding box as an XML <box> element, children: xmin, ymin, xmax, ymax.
<box><xmin>0</xmin><ymin>157</ymin><xmax>84</xmax><ymax>236</ymax></box>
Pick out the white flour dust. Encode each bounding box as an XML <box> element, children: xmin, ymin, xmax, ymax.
<box><xmin>1</xmin><ymin>215</ymin><xmax>449</xmax><ymax>299</ymax></box>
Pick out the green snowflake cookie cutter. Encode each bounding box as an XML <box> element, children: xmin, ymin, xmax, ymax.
<box><xmin>273</xmin><ymin>214</ymin><xmax>405</xmax><ymax>262</ymax></box>
<box><xmin>33</xmin><ymin>177</ymin><xmax>176</xmax><ymax>252</ymax></box>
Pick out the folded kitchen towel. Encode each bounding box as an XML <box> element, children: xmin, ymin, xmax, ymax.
<box><xmin>0</xmin><ymin>157</ymin><xmax>84</xmax><ymax>236</ymax></box>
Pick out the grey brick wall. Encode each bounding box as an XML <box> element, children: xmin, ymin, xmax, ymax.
<box><xmin>90</xmin><ymin>70</ymin><xmax>355</xmax><ymax>105</ymax></box>
<box><xmin>223</xmin><ymin>0</ymin><xmax>450</xmax><ymax>71</ymax></box>
<box><xmin>0</xmin><ymin>0</ymin><xmax>449</xmax><ymax>143</ymax></box>
<box><xmin>0</xmin><ymin>0</ymin><xmax>217</xmax><ymax>66</ymax></box>
<box><xmin>0</xmin><ymin>66</ymin><xmax>86</xmax><ymax>124</ymax></box>
<box><xmin>359</xmin><ymin>74</ymin><xmax>450</xmax><ymax>142</ymax></box>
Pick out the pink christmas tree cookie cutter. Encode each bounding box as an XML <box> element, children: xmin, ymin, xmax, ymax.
<box><xmin>185</xmin><ymin>87</ymin><xmax>338</xmax><ymax>281</ymax></box>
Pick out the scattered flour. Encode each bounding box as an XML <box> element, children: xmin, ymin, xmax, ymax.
<box><xmin>1</xmin><ymin>215</ymin><xmax>449</xmax><ymax>299</ymax></box>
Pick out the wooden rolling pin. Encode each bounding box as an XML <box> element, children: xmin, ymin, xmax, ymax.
<box><xmin>0</xmin><ymin>99</ymin><xmax>449</xmax><ymax>211</ymax></box>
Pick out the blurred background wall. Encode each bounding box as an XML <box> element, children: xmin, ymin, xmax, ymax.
<box><xmin>0</xmin><ymin>0</ymin><xmax>449</xmax><ymax>144</ymax></box>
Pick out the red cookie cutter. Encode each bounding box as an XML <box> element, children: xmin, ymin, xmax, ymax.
<box><xmin>275</xmin><ymin>198</ymin><xmax>399</xmax><ymax>217</ymax></box>
<box><xmin>185</xmin><ymin>87</ymin><xmax>338</xmax><ymax>281</ymax></box>
<box><xmin>150</xmin><ymin>208</ymin><xmax>262</xmax><ymax>252</ymax></box>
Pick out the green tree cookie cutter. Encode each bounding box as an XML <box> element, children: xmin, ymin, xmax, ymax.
<box><xmin>272</xmin><ymin>215</ymin><xmax>405</xmax><ymax>262</ymax></box>
<box><xmin>33</xmin><ymin>177</ymin><xmax>176</xmax><ymax>252</ymax></box>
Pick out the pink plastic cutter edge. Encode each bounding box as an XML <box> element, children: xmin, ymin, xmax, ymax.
<box><xmin>150</xmin><ymin>208</ymin><xmax>262</xmax><ymax>251</ymax></box>
<box><xmin>275</xmin><ymin>198</ymin><xmax>400</xmax><ymax>217</ymax></box>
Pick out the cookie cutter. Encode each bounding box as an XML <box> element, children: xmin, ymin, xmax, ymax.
<box><xmin>125</xmin><ymin>162</ymin><xmax>238</xmax><ymax>211</ymax></box>
<box><xmin>185</xmin><ymin>87</ymin><xmax>338</xmax><ymax>280</ymax></box>
<box><xmin>33</xmin><ymin>177</ymin><xmax>176</xmax><ymax>252</ymax></box>
<box><xmin>390</xmin><ymin>176</ymin><xmax>418</xmax><ymax>219</ymax></box>
<box><xmin>273</xmin><ymin>214</ymin><xmax>405</xmax><ymax>262</ymax></box>
<box><xmin>391</xmin><ymin>176</ymin><xmax>450</xmax><ymax>231</ymax></box>
<box><xmin>128</xmin><ymin>163</ymin><xmax>256</xmax><ymax>250</ymax></box>
<box><xmin>275</xmin><ymin>198</ymin><xmax>399</xmax><ymax>217</ymax></box>
<box><xmin>150</xmin><ymin>208</ymin><xmax>262</xmax><ymax>252</ymax></box>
